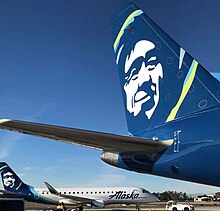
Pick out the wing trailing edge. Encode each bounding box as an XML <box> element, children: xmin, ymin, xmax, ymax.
<box><xmin>0</xmin><ymin>119</ymin><xmax>173</xmax><ymax>154</ymax></box>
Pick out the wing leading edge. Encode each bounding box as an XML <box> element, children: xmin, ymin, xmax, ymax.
<box><xmin>0</xmin><ymin>119</ymin><xmax>173</xmax><ymax>153</ymax></box>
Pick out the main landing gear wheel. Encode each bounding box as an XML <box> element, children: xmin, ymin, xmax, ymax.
<box><xmin>136</xmin><ymin>204</ymin><xmax>140</xmax><ymax>211</ymax></box>
<box><xmin>77</xmin><ymin>205</ymin><xmax>83</xmax><ymax>211</ymax></box>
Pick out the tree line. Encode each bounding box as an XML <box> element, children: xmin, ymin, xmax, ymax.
<box><xmin>153</xmin><ymin>191</ymin><xmax>193</xmax><ymax>201</ymax></box>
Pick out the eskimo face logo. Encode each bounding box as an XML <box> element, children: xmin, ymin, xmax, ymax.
<box><xmin>3</xmin><ymin>172</ymin><xmax>15</xmax><ymax>188</ymax></box>
<box><xmin>123</xmin><ymin>40</ymin><xmax>163</xmax><ymax>119</ymax></box>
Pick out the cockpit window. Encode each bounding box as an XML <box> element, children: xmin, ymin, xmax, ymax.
<box><xmin>142</xmin><ymin>189</ymin><xmax>149</xmax><ymax>193</ymax></box>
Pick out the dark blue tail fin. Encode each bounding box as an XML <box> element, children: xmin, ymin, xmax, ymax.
<box><xmin>112</xmin><ymin>3</ymin><xmax>220</xmax><ymax>136</ymax></box>
<box><xmin>0</xmin><ymin>162</ymin><xmax>28</xmax><ymax>193</ymax></box>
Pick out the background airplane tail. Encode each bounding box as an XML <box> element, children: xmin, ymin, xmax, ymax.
<box><xmin>112</xmin><ymin>3</ymin><xmax>220</xmax><ymax>136</ymax></box>
<box><xmin>0</xmin><ymin>162</ymin><xmax>28</xmax><ymax>193</ymax></box>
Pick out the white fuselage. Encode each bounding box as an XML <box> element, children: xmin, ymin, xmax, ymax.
<box><xmin>34</xmin><ymin>187</ymin><xmax>158</xmax><ymax>206</ymax></box>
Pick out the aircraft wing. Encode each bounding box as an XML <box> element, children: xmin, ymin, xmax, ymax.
<box><xmin>45</xmin><ymin>182</ymin><xmax>91</xmax><ymax>204</ymax></box>
<box><xmin>0</xmin><ymin>119</ymin><xmax>173</xmax><ymax>153</ymax></box>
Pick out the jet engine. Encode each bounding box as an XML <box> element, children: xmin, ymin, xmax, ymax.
<box><xmin>100</xmin><ymin>151</ymin><xmax>162</xmax><ymax>173</ymax></box>
<box><xmin>91</xmin><ymin>199</ymin><xmax>105</xmax><ymax>208</ymax></box>
<box><xmin>100</xmin><ymin>152</ymin><xmax>119</xmax><ymax>167</ymax></box>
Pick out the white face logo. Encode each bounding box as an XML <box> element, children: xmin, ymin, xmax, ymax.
<box><xmin>3</xmin><ymin>172</ymin><xmax>15</xmax><ymax>188</ymax></box>
<box><xmin>123</xmin><ymin>40</ymin><xmax>163</xmax><ymax>119</ymax></box>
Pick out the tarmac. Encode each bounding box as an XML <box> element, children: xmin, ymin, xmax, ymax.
<box><xmin>25</xmin><ymin>201</ymin><xmax>220</xmax><ymax>211</ymax></box>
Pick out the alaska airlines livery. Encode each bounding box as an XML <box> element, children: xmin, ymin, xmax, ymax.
<box><xmin>0</xmin><ymin>162</ymin><xmax>158</xmax><ymax>209</ymax></box>
<box><xmin>0</xmin><ymin>3</ymin><xmax>219</xmax><ymax>186</ymax></box>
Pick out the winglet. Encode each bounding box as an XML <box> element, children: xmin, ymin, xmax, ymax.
<box><xmin>44</xmin><ymin>182</ymin><xmax>58</xmax><ymax>195</ymax></box>
<box><xmin>0</xmin><ymin>119</ymin><xmax>12</xmax><ymax>124</ymax></box>
<box><xmin>0</xmin><ymin>189</ymin><xmax>19</xmax><ymax>196</ymax></box>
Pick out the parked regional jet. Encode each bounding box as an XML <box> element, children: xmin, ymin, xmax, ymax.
<box><xmin>0</xmin><ymin>162</ymin><xmax>158</xmax><ymax>210</ymax></box>
<box><xmin>0</xmin><ymin>3</ymin><xmax>219</xmax><ymax>186</ymax></box>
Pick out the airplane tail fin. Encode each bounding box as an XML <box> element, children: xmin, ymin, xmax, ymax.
<box><xmin>112</xmin><ymin>3</ymin><xmax>220</xmax><ymax>136</ymax></box>
<box><xmin>0</xmin><ymin>162</ymin><xmax>28</xmax><ymax>193</ymax></box>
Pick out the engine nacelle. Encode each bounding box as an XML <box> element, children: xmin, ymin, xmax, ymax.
<box><xmin>59</xmin><ymin>199</ymin><xmax>72</xmax><ymax>204</ymax></box>
<box><xmin>91</xmin><ymin>199</ymin><xmax>105</xmax><ymax>208</ymax></box>
<box><xmin>100</xmin><ymin>152</ymin><xmax>119</xmax><ymax>167</ymax></box>
<box><xmin>100</xmin><ymin>151</ymin><xmax>160</xmax><ymax>173</ymax></box>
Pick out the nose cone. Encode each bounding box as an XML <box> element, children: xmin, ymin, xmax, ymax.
<box><xmin>149</xmin><ymin>193</ymin><xmax>160</xmax><ymax>202</ymax></box>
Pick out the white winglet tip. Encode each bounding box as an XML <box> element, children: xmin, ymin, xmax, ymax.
<box><xmin>0</xmin><ymin>119</ymin><xmax>12</xmax><ymax>124</ymax></box>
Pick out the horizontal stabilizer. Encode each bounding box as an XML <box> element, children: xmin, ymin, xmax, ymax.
<box><xmin>0</xmin><ymin>119</ymin><xmax>173</xmax><ymax>154</ymax></box>
<box><xmin>0</xmin><ymin>189</ymin><xmax>20</xmax><ymax>196</ymax></box>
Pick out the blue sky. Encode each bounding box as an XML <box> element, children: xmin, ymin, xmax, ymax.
<box><xmin>0</xmin><ymin>0</ymin><xmax>220</xmax><ymax>194</ymax></box>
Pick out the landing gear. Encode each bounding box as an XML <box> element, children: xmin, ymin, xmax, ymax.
<box><xmin>136</xmin><ymin>204</ymin><xmax>140</xmax><ymax>211</ymax></box>
<box><xmin>76</xmin><ymin>205</ymin><xmax>83</xmax><ymax>211</ymax></box>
